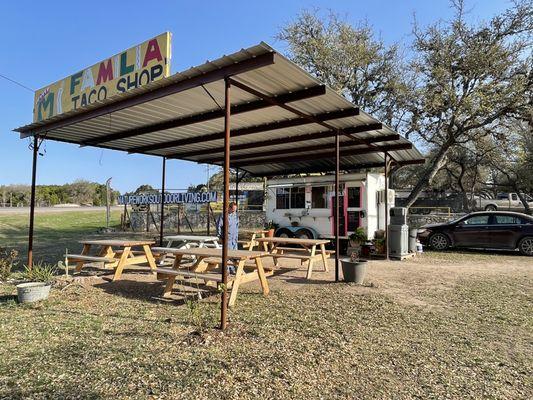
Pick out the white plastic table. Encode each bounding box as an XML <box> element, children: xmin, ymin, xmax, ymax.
<box><xmin>159</xmin><ymin>235</ymin><xmax>220</xmax><ymax>265</ymax></box>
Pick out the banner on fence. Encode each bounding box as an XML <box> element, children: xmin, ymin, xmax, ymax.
<box><xmin>118</xmin><ymin>192</ymin><xmax>217</xmax><ymax>205</ymax></box>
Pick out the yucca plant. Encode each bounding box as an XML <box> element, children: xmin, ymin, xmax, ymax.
<box><xmin>23</xmin><ymin>261</ymin><xmax>57</xmax><ymax>283</ymax></box>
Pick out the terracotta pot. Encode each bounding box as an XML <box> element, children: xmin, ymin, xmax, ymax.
<box><xmin>267</xmin><ymin>228</ymin><xmax>275</xmax><ymax>237</ymax></box>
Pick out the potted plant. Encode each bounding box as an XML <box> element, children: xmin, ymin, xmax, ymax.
<box><xmin>374</xmin><ymin>238</ymin><xmax>386</xmax><ymax>255</ymax></box>
<box><xmin>264</xmin><ymin>220</ymin><xmax>278</xmax><ymax>237</ymax></box>
<box><xmin>340</xmin><ymin>249</ymin><xmax>368</xmax><ymax>284</ymax></box>
<box><xmin>16</xmin><ymin>262</ymin><xmax>57</xmax><ymax>303</ymax></box>
<box><xmin>346</xmin><ymin>227</ymin><xmax>366</xmax><ymax>256</ymax></box>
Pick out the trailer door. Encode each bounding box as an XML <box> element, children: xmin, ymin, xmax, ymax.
<box><xmin>330</xmin><ymin>186</ymin><xmax>346</xmax><ymax>236</ymax></box>
<box><xmin>345</xmin><ymin>184</ymin><xmax>363</xmax><ymax>234</ymax></box>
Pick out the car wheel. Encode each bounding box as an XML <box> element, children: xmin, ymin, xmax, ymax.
<box><xmin>429</xmin><ymin>233</ymin><xmax>450</xmax><ymax>250</ymax></box>
<box><xmin>485</xmin><ymin>204</ymin><xmax>497</xmax><ymax>211</ymax></box>
<box><xmin>276</xmin><ymin>228</ymin><xmax>293</xmax><ymax>238</ymax></box>
<box><xmin>518</xmin><ymin>236</ymin><xmax>533</xmax><ymax>256</ymax></box>
<box><xmin>295</xmin><ymin>229</ymin><xmax>314</xmax><ymax>240</ymax></box>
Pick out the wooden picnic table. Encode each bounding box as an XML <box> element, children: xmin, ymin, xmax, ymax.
<box><xmin>159</xmin><ymin>235</ymin><xmax>220</xmax><ymax>265</ymax></box>
<box><xmin>239</xmin><ymin>229</ymin><xmax>270</xmax><ymax>251</ymax></box>
<box><xmin>68</xmin><ymin>239</ymin><xmax>157</xmax><ymax>281</ymax></box>
<box><xmin>151</xmin><ymin>246</ymin><xmax>271</xmax><ymax>307</ymax></box>
<box><xmin>255</xmin><ymin>237</ymin><xmax>331</xmax><ymax>279</ymax></box>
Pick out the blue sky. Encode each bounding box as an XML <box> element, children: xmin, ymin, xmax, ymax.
<box><xmin>0</xmin><ymin>0</ymin><xmax>508</xmax><ymax>193</ymax></box>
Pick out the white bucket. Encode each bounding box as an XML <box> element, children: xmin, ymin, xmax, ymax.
<box><xmin>16</xmin><ymin>282</ymin><xmax>51</xmax><ymax>303</ymax></box>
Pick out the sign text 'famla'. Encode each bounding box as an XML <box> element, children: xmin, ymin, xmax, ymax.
<box><xmin>33</xmin><ymin>32</ymin><xmax>171</xmax><ymax>122</ymax></box>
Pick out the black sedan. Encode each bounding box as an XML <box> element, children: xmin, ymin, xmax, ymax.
<box><xmin>418</xmin><ymin>211</ymin><xmax>533</xmax><ymax>256</ymax></box>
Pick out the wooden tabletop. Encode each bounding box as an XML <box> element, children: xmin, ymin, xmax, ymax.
<box><xmin>164</xmin><ymin>235</ymin><xmax>219</xmax><ymax>242</ymax></box>
<box><xmin>256</xmin><ymin>237</ymin><xmax>330</xmax><ymax>245</ymax></box>
<box><xmin>241</xmin><ymin>229</ymin><xmax>270</xmax><ymax>234</ymax></box>
<box><xmin>153</xmin><ymin>247</ymin><xmax>267</xmax><ymax>259</ymax></box>
<box><xmin>79</xmin><ymin>239</ymin><xmax>155</xmax><ymax>247</ymax></box>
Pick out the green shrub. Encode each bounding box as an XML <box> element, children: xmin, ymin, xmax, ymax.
<box><xmin>0</xmin><ymin>248</ymin><xmax>19</xmax><ymax>282</ymax></box>
<box><xmin>23</xmin><ymin>261</ymin><xmax>57</xmax><ymax>283</ymax></box>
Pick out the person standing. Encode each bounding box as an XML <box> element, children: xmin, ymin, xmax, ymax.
<box><xmin>216</xmin><ymin>201</ymin><xmax>239</xmax><ymax>273</ymax></box>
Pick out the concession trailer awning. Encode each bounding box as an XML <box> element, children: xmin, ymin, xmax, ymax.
<box><xmin>14</xmin><ymin>42</ymin><xmax>424</xmax><ymax>329</ymax></box>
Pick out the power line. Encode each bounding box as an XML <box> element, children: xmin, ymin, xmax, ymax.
<box><xmin>0</xmin><ymin>73</ymin><xmax>34</xmax><ymax>92</ymax></box>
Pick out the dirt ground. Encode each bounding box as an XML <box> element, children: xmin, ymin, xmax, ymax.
<box><xmin>1</xmin><ymin>250</ymin><xmax>531</xmax><ymax>399</ymax></box>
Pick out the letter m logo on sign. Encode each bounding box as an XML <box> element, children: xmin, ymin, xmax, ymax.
<box><xmin>37</xmin><ymin>92</ymin><xmax>54</xmax><ymax>121</ymax></box>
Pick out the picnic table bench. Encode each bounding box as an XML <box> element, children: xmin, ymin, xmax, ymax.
<box><xmin>256</xmin><ymin>237</ymin><xmax>331</xmax><ymax>279</ymax></box>
<box><xmin>238</xmin><ymin>229</ymin><xmax>270</xmax><ymax>251</ymax></box>
<box><xmin>151</xmin><ymin>247</ymin><xmax>271</xmax><ymax>307</ymax></box>
<box><xmin>66</xmin><ymin>239</ymin><xmax>157</xmax><ymax>281</ymax></box>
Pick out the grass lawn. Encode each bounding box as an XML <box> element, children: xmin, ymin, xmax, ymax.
<box><xmin>0</xmin><ymin>210</ymin><xmax>137</xmax><ymax>264</ymax></box>
<box><xmin>0</xmin><ymin>210</ymin><xmax>532</xmax><ymax>399</ymax></box>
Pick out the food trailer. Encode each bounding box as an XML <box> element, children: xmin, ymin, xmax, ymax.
<box><xmin>266</xmin><ymin>172</ymin><xmax>394</xmax><ymax>241</ymax></box>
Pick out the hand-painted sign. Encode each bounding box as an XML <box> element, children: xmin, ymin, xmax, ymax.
<box><xmin>33</xmin><ymin>32</ymin><xmax>171</xmax><ymax>122</ymax></box>
<box><xmin>118</xmin><ymin>192</ymin><xmax>218</xmax><ymax>205</ymax></box>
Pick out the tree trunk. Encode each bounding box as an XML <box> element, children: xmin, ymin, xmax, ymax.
<box><xmin>516</xmin><ymin>190</ymin><xmax>531</xmax><ymax>215</ymax></box>
<box><xmin>404</xmin><ymin>141</ymin><xmax>453</xmax><ymax>208</ymax></box>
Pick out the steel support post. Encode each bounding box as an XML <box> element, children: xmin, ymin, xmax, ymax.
<box><xmin>221</xmin><ymin>78</ymin><xmax>231</xmax><ymax>330</ymax></box>
<box><xmin>384</xmin><ymin>153</ymin><xmax>389</xmax><ymax>261</ymax></box>
<box><xmin>235</xmin><ymin>168</ymin><xmax>239</xmax><ymax>209</ymax></box>
<box><xmin>334</xmin><ymin>132</ymin><xmax>340</xmax><ymax>282</ymax></box>
<box><xmin>159</xmin><ymin>157</ymin><xmax>166</xmax><ymax>246</ymax></box>
<box><xmin>27</xmin><ymin>135</ymin><xmax>39</xmax><ymax>268</ymax></box>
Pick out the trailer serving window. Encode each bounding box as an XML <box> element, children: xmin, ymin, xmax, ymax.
<box><xmin>290</xmin><ymin>187</ymin><xmax>306</xmax><ymax>208</ymax></box>
<box><xmin>312</xmin><ymin>186</ymin><xmax>327</xmax><ymax>208</ymax></box>
<box><xmin>276</xmin><ymin>188</ymin><xmax>290</xmax><ymax>209</ymax></box>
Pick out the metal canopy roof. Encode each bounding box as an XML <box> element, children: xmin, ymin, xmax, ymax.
<box><xmin>15</xmin><ymin>42</ymin><xmax>424</xmax><ymax>176</ymax></box>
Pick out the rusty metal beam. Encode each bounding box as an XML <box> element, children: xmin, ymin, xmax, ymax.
<box><xmin>17</xmin><ymin>52</ymin><xmax>276</xmax><ymax>137</ymax></box>
<box><xmin>170</xmin><ymin>123</ymin><xmax>386</xmax><ymax>159</ymax></box>
<box><xmin>229</xmin><ymin>78</ymin><xmax>386</xmax><ymax>152</ymax></box>
<box><xmin>200</xmin><ymin>134</ymin><xmax>401</xmax><ymax>164</ymax></box>
<box><xmin>250</xmin><ymin>158</ymin><xmax>425</xmax><ymax>178</ymax></box>
<box><xmin>132</xmin><ymin>108</ymin><xmax>359</xmax><ymax>154</ymax></box>
<box><xmin>83</xmin><ymin>85</ymin><xmax>325</xmax><ymax>146</ymax></box>
<box><xmin>230</xmin><ymin>143</ymin><xmax>413</xmax><ymax>168</ymax></box>
<box><xmin>229</xmin><ymin>78</ymin><xmax>344</xmax><ymax>133</ymax></box>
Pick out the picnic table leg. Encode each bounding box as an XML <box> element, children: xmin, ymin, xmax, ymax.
<box><xmin>171</xmin><ymin>254</ymin><xmax>183</xmax><ymax>270</ymax></box>
<box><xmin>319</xmin><ymin>243</ymin><xmax>329</xmax><ymax>272</ymax></box>
<box><xmin>112</xmin><ymin>246</ymin><xmax>131</xmax><ymax>281</ymax></box>
<box><xmin>161</xmin><ymin>254</ymin><xmax>184</xmax><ymax>297</ymax></box>
<box><xmin>193</xmin><ymin>256</ymin><xmax>209</xmax><ymax>273</ymax></box>
<box><xmin>75</xmin><ymin>244</ymin><xmax>91</xmax><ymax>272</ymax></box>
<box><xmin>159</xmin><ymin>239</ymin><xmax>173</xmax><ymax>266</ymax></box>
<box><xmin>271</xmin><ymin>245</ymin><xmax>280</xmax><ymax>267</ymax></box>
<box><xmin>99</xmin><ymin>246</ymin><xmax>118</xmax><ymax>269</ymax></box>
<box><xmin>162</xmin><ymin>274</ymin><xmax>176</xmax><ymax>297</ymax></box>
<box><xmin>306</xmin><ymin>245</ymin><xmax>317</xmax><ymax>280</ymax></box>
<box><xmin>255</xmin><ymin>257</ymin><xmax>270</xmax><ymax>297</ymax></box>
<box><xmin>228</xmin><ymin>259</ymin><xmax>246</xmax><ymax>307</ymax></box>
<box><xmin>262</xmin><ymin>236</ymin><xmax>269</xmax><ymax>252</ymax></box>
<box><xmin>142</xmin><ymin>245</ymin><xmax>157</xmax><ymax>274</ymax></box>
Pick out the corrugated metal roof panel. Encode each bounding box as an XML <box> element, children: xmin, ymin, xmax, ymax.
<box><xmin>14</xmin><ymin>42</ymin><xmax>424</xmax><ymax>176</ymax></box>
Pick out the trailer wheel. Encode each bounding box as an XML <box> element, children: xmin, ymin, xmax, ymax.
<box><xmin>276</xmin><ymin>228</ymin><xmax>294</xmax><ymax>238</ymax></box>
<box><xmin>294</xmin><ymin>228</ymin><xmax>314</xmax><ymax>240</ymax></box>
